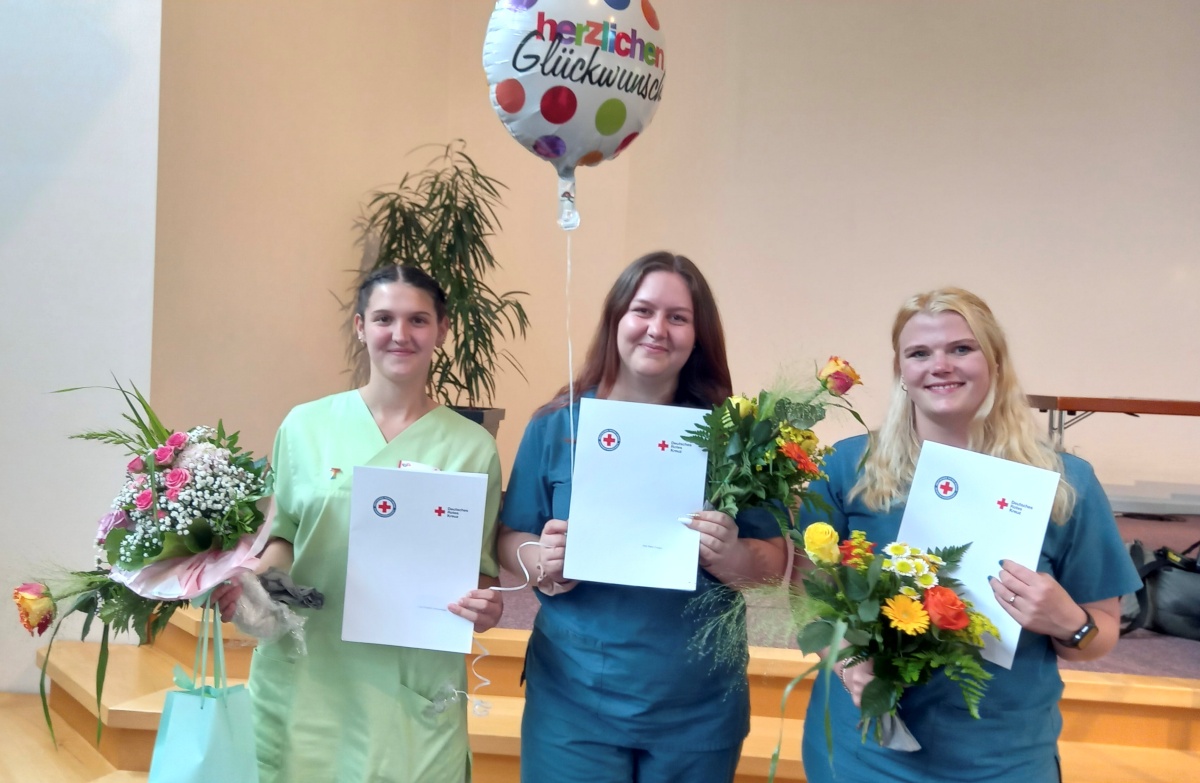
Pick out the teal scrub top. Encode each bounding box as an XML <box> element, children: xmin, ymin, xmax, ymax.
<box><xmin>502</xmin><ymin>392</ymin><xmax>783</xmax><ymax>751</ymax></box>
<box><xmin>249</xmin><ymin>392</ymin><xmax>501</xmax><ymax>783</ymax></box>
<box><xmin>799</xmin><ymin>435</ymin><xmax>1141</xmax><ymax>783</ymax></box>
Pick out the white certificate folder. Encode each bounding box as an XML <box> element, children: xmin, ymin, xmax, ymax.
<box><xmin>898</xmin><ymin>441</ymin><xmax>1059</xmax><ymax>669</ymax></box>
<box><xmin>563</xmin><ymin>397</ymin><xmax>708</xmax><ymax>591</ymax></box>
<box><xmin>344</xmin><ymin>465</ymin><xmax>487</xmax><ymax>654</ymax></box>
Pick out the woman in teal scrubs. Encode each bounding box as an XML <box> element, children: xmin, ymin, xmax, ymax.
<box><xmin>217</xmin><ymin>265</ymin><xmax>504</xmax><ymax>782</ymax></box>
<box><xmin>499</xmin><ymin>251</ymin><xmax>789</xmax><ymax>783</ymax></box>
<box><xmin>799</xmin><ymin>288</ymin><xmax>1140</xmax><ymax>783</ymax></box>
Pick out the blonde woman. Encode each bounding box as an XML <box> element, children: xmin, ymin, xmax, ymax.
<box><xmin>799</xmin><ymin>288</ymin><xmax>1139</xmax><ymax>783</ymax></box>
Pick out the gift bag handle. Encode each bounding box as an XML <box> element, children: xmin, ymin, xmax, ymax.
<box><xmin>175</xmin><ymin>592</ymin><xmax>229</xmax><ymax>698</ymax></box>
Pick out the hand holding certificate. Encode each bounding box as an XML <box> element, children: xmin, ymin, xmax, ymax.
<box><xmin>899</xmin><ymin>441</ymin><xmax>1059</xmax><ymax>668</ymax></box>
<box><xmin>563</xmin><ymin>397</ymin><xmax>708</xmax><ymax>591</ymax></box>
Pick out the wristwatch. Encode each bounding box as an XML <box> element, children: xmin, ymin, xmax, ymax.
<box><xmin>1058</xmin><ymin>609</ymin><xmax>1098</xmax><ymax>650</ymax></box>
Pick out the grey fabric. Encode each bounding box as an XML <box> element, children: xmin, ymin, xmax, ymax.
<box><xmin>260</xmin><ymin>567</ymin><xmax>325</xmax><ymax>609</ymax></box>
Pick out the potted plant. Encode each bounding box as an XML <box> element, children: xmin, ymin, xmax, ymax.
<box><xmin>354</xmin><ymin>141</ymin><xmax>530</xmax><ymax>436</ymax></box>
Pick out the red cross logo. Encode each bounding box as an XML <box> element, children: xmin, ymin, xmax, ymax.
<box><xmin>997</xmin><ymin>498</ymin><xmax>1009</xmax><ymax>510</ymax></box>
<box><xmin>603</xmin><ymin>433</ymin><xmax>616</xmax><ymax>447</ymax></box>
<box><xmin>598</xmin><ymin>429</ymin><xmax>621</xmax><ymax>451</ymax></box>
<box><xmin>377</xmin><ymin>500</ymin><xmax>392</xmax><ymax>514</ymax></box>
<box><xmin>373</xmin><ymin>496</ymin><xmax>396</xmax><ymax>517</ymax></box>
<box><xmin>658</xmin><ymin>440</ymin><xmax>668</xmax><ymax>451</ymax></box>
<box><xmin>934</xmin><ymin>476</ymin><xmax>958</xmax><ymax>500</ymax></box>
<box><xmin>434</xmin><ymin>506</ymin><xmax>445</xmax><ymax>517</ymax></box>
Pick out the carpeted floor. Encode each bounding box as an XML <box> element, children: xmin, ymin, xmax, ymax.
<box><xmin>496</xmin><ymin>514</ymin><xmax>1200</xmax><ymax>679</ymax></box>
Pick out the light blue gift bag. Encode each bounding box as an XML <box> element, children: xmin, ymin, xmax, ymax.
<box><xmin>148</xmin><ymin>599</ymin><xmax>259</xmax><ymax>783</ymax></box>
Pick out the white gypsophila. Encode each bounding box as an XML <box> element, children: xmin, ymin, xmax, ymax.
<box><xmin>110</xmin><ymin>442</ymin><xmax>265</xmax><ymax>567</ymax></box>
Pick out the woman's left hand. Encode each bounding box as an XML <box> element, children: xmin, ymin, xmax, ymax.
<box><xmin>991</xmin><ymin>559</ymin><xmax>1087</xmax><ymax>639</ymax></box>
<box><xmin>449</xmin><ymin>588</ymin><xmax>504</xmax><ymax>633</ymax></box>
<box><xmin>687</xmin><ymin>510</ymin><xmax>741</xmax><ymax>571</ymax></box>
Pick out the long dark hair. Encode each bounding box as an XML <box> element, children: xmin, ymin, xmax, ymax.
<box><xmin>544</xmin><ymin>251</ymin><xmax>732</xmax><ymax>411</ymax></box>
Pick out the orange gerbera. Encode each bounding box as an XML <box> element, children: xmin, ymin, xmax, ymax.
<box><xmin>780</xmin><ymin>441</ymin><xmax>819</xmax><ymax>473</ymax></box>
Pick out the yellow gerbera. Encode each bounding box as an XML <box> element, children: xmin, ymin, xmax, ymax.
<box><xmin>883</xmin><ymin>595</ymin><xmax>930</xmax><ymax>635</ymax></box>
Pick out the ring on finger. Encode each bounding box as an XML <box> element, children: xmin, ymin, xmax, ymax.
<box><xmin>1007</xmin><ymin>594</ymin><xmax>1016</xmax><ymax>604</ymax></box>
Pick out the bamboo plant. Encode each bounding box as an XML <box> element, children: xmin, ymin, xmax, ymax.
<box><xmin>356</xmin><ymin>140</ymin><xmax>530</xmax><ymax>410</ymax></box>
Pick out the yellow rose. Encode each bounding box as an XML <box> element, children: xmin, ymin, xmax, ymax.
<box><xmin>721</xmin><ymin>395</ymin><xmax>758</xmax><ymax>429</ymax></box>
<box><xmin>730</xmin><ymin>395</ymin><xmax>756</xmax><ymax>418</ymax></box>
<box><xmin>818</xmin><ymin>356</ymin><xmax>863</xmax><ymax>397</ymax></box>
<box><xmin>13</xmin><ymin>582</ymin><xmax>54</xmax><ymax>636</ymax></box>
<box><xmin>802</xmin><ymin>522</ymin><xmax>842</xmax><ymax>565</ymax></box>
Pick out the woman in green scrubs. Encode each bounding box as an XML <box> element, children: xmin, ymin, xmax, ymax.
<box><xmin>217</xmin><ymin>265</ymin><xmax>504</xmax><ymax>782</ymax></box>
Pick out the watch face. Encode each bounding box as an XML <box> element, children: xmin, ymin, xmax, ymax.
<box><xmin>1075</xmin><ymin>622</ymin><xmax>1099</xmax><ymax>650</ymax></box>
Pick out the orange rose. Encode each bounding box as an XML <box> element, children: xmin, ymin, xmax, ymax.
<box><xmin>13</xmin><ymin>582</ymin><xmax>54</xmax><ymax>637</ymax></box>
<box><xmin>818</xmin><ymin>356</ymin><xmax>862</xmax><ymax>397</ymax></box>
<box><xmin>923</xmin><ymin>585</ymin><xmax>969</xmax><ymax>631</ymax></box>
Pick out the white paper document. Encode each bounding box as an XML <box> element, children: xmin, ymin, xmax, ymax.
<box><xmin>898</xmin><ymin>441</ymin><xmax>1059</xmax><ymax>669</ymax></box>
<box><xmin>344</xmin><ymin>464</ymin><xmax>487</xmax><ymax>654</ymax></box>
<box><xmin>563</xmin><ymin>397</ymin><xmax>708</xmax><ymax>591</ymax></box>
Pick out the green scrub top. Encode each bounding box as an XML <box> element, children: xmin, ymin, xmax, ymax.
<box><xmin>249</xmin><ymin>392</ymin><xmax>501</xmax><ymax>783</ymax></box>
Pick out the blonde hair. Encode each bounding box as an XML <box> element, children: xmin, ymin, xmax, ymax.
<box><xmin>850</xmin><ymin>288</ymin><xmax>1076</xmax><ymax>523</ymax></box>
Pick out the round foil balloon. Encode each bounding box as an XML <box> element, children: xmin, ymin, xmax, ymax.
<box><xmin>483</xmin><ymin>0</ymin><xmax>666</xmax><ymax>229</ymax></box>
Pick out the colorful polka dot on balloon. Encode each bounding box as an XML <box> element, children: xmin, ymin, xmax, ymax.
<box><xmin>495</xmin><ymin>79</ymin><xmax>525</xmax><ymax>114</ymax></box>
<box><xmin>576</xmin><ymin>151</ymin><xmax>604</xmax><ymax>167</ymax></box>
<box><xmin>594</xmin><ymin>99</ymin><xmax>627</xmax><ymax>136</ymax></box>
<box><xmin>540</xmin><ymin>86</ymin><xmax>577</xmax><ymax>124</ymax></box>
<box><xmin>615</xmin><ymin>132</ymin><xmax>639</xmax><ymax>155</ymax></box>
<box><xmin>533</xmin><ymin>135</ymin><xmax>566</xmax><ymax>159</ymax></box>
<box><xmin>642</xmin><ymin>0</ymin><xmax>660</xmax><ymax>30</ymax></box>
<box><xmin>604</xmin><ymin>0</ymin><xmax>631</xmax><ymax>10</ymax></box>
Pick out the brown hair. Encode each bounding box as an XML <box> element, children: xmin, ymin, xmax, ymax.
<box><xmin>544</xmin><ymin>251</ymin><xmax>732</xmax><ymax>410</ymax></box>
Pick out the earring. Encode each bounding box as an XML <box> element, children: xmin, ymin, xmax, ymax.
<box><xmin>900</xmin><ymin>382</ymin><xmax>908</xmax><ymax>393</ymax></box>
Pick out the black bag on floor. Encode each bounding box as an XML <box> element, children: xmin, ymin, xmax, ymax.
<box><xmin>1121</xmin><ymin>539</ymin><xmax>1200</xmax><ymax>641</ymax></box>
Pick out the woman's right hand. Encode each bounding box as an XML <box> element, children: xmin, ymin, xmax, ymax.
<box><xmin>536</xmin><ymin>518</ymin><xmax>577</xmax><ymax>594</ymax></box>
<box><xmin>211</xmin><ymin>579</ymin><xmax>244</xmax><ymax>624</ymax></box>
<box><xmin>837</xmin><ymin>657</ymin><xmax>876</xmax><ymax>708</ymax></box>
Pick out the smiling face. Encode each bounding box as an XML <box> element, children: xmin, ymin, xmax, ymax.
<box><xmin>613</xmin><ymin>271</ymin><xmax>696</xmax><ymax>389</ymax></box>
<box><xmin>897</xmin><ymin>311</ymin><xmax>992</xmax><ymax>439</ymax></box>
<box><xmin>354</xmin><ymin>281</ymin><xmax>448</xmax><ymax>386</ymax></box>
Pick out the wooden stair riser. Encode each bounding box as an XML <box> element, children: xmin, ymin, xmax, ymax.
<box><xmin>1060</xmin><ymin>700</ymin><xmax>1200</xmax><ymax>750</ymax></box>
<box><xmin>151</xmin><ymin>622</ymin><xmax>252</xmax><ymax>680</ymax></box>
<box><xmin>50</xmin><ymin>684</ymin><xmax>155</xmax><ymax>772</ymax></box>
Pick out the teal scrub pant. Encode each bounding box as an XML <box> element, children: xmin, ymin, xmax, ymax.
<box><xmin>519</xmin><ymin>716</ymin><xmax>743</xmax><ymax>783</ymax></box>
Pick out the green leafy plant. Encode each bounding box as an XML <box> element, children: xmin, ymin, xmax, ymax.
<box><xmin>357</xmin><ymin>140</ymin><xmax>530</xmax><ymax>408</ymax></box>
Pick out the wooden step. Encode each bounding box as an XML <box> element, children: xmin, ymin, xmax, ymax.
<box><xmin>37</xmin><ymin>626</ymin><xmax>1200</xmax><ymax>780</ymax></box>
<box><xmin>37</xmin><ymin>641</ymin><xmax>247</xmax><ymax>771</ymax></box>
<box><xmin>91</xmin><ymin>773</ymin><xmax>147</xmax><ymax>783</ymax></box>
<box><xmin>0</xmin><ymin>693</ymin><xmax>115</xmax><ymax>782</ymax></box>
<box><xmin>155</xmin><ymin>606</ymin><xmax>253</xmax><ymax>679</ymax></box>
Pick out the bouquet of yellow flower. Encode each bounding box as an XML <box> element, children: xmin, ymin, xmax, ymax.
<box><xmin>798</xmin><ymin>522</ymin><xmax>999</xmax><ymax>749</ymax></box>
<box><xmin>682</xmin><ymin>358</ymin><xmax>863</xmax><ymax>532</ymax></box>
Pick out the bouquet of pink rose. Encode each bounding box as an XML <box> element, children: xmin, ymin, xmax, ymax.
<box><xmin>12</xmin><ymin>381</ymin><xmax>271</xmax><ymax>741</ymax></box>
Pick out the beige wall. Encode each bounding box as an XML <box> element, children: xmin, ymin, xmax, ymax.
<box><xmin>153</xmin><ymin>0</ymin><xmax>1200</xmax><ymax>493</ymax></box>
